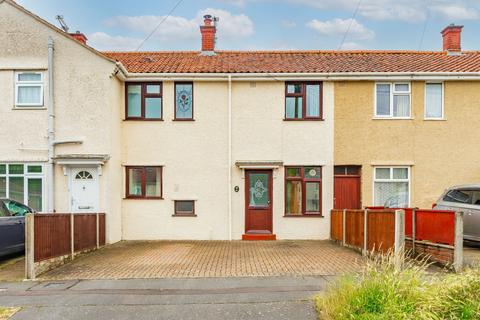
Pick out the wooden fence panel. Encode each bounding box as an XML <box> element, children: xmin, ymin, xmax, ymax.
<box><xmin>416</xmin><ymin>210</ymin><xmax>455</xmax><ymax>246</ymax></box>
<box><xmin>367</xmin><ymin>210</ymin><xmax>396</xmax><ymax>253</ymax></box>
<box><xmin>74</xmin><ymin>214</ymin><xmax>97</xmax><ymax>252</ymax></box>
<box><xmin>330</xmin><ymin>210</ymin><xmax>343</xmax><ymax>241</ymax></box>
<box><xmin>34</xmin><ymin>214</ymin><xmax>71</xmax><ymax>262</ymax></box>
<box><xmin>99</xmin><ymin>214</ymin><xmax>106</xmax><ymax>246</ymax></box>
<box><xmin>345</xmin><ymin>210</ymin><xmax>364</xmax><ymax>248</ymax></box>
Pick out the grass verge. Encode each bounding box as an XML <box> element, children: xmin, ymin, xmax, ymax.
<box><xmin>315</xmin><ymin>254</ymin><xmax>480</xmax><ymax>319</ymax></box>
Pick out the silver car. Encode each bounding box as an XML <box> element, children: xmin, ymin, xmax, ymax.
<box><xmin>433</xmin><ymin>184</ymin><xmax>480</xmax><ymax>242</ymax></box>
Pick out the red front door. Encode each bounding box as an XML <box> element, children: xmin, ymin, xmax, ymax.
<box><xmin>334</xmin><ymin>166</ymin><xmax>361</xmax><ymax>209</ymax></box>
<box><xmin>245</xmin><ymin>170</ymin><xmax>273</xmax><ymax>234</ymax></box>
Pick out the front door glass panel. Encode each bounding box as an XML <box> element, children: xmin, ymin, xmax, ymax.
<box><xmin>248</xmin><ymin>173</ymin><xmax>269</xmax><ymax>207</ymax></box>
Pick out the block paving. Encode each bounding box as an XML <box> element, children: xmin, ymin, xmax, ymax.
<box><xmin>42</xmin><ymin>240</ymin><xmax>365</xmax><ymax>280</ymax></box>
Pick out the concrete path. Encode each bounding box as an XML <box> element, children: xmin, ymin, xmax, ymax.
<box><xmin>0</xmin><ymin>276</ymin><xmax>332</xmax><ymax>320</ymax></box>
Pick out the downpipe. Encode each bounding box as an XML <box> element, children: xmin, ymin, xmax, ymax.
<box><xmin>47</xmin><ymin>37</ymin><xmax>55</xmax><ymax>212</ymax></box>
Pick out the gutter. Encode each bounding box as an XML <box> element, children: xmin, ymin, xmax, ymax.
<box><xmin>120</xmin><ymin>71</ymin><xmax>480</xmax><ymax>82</ymax></box>
<box><xmin>47</xmin><ymin>37</ymin><xmax>55</xmax><ymax>212</ymax></box>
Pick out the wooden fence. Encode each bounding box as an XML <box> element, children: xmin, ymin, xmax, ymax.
<box><xmin>332</xmin><ymin>208</ymin><xmax>464</xmax><ymax>271</ymax></box>
<box><xmin>331</xmin><ymin>209</ymin><xmax>405</xmax><ymax>257</ymax></box>
<box><xmin>26</xmin><ymin>213</ymin><xmax>106</xmax><ymax>279</ymax></box>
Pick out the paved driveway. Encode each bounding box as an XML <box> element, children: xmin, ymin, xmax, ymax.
<box><xmin>42</xmin><ymin>240</ymin><xmax>364</xmax><ymax>280</ymax></box>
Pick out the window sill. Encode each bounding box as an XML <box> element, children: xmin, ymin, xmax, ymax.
<box><xmin>172</xmin><ymin>119</ymin><xmax>195</xmax><ymax>121</ymax></box>
<box><xmin>123</xmin><ymin>119</ymin><xmax>164</xmax><ymax>121</ymax></box>
<box><xmin>283</xmin><ymin>214</ymin><xmax>324</xmax><ymax>218</ymax></box>
<box><xmin>13</xmin><ymin>106</ymin><xmax>46</xmax><ymax>110</ymax></box>
<box><xmin>172</xmin><ymin>214</ymin><xmax>197</xmax><ymax>217</ymax></box>
<box><xmin>372</xmin><ymin>117</ymin><xmax>413</xmax><ymax>120</ymax></box>
<box><xmin>123</xmin><ymin>197</ymin><xmax>164</xmax><ymax>200</ymax></box>
<box><xmin>283</xmin><ymin>118</ymin><xmax>324</xmax><ymax>122</ymax></box>
<box><xmin>423</xmin><ymin>118</ymin><xmax>446</xmax><ymax>121</ymax></box>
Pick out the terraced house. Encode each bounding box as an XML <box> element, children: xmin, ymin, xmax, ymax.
<box><xmin>1</xmin><ymin>0</ymin><xmax>479</xmax><ymax>242</ymax></box>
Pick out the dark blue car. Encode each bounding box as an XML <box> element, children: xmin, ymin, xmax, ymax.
<box><xmin>0</xmin><ymin>199</ymin><xmax>34</xmax><ymax>257</ymax></box>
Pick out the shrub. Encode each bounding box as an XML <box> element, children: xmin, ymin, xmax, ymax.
<box><xmin>315</xmin><ymin>255</ymin><xmax>480</xmax><ymax>320</ymax></box>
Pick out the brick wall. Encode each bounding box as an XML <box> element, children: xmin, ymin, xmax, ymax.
<box><xmin>405</xmin><ymin>239</ymin><xmax>454</xmax><ymax>266</ymax></box>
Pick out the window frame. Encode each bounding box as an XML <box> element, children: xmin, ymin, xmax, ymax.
<box><xmin>424</xmin><ymin>82</ymin><xmax>444</xmax><ymax>120</ymax></box>
<box><xmin>284</xmin><ymin>166</ymin><xmax>323</xmax><ymax>217</ymax></box>
<box><xmin>284</xmin><ymin>82</ymin><xmax>323</xmax><ymax>121</ymax></box>
<box><xmin>174</xmin><ymin>82</ymin><xmax>194</xmax><ymax>121</ymax></box>
<box><xmin>15</xmin><ymin>72</ymin><xmax>44</xmax><ymax>108</ymax></box>
<box><xmin>374</xmin><ymin>82</ymin><xmax>411</xmax><ymax>119</ymax></box>
<box><xmin>0</xmin><ymin>163</ymin><xmax>45</xmax><ymax>212</ymax></box>
<box><xmin>372</xmin><ymin>166</ymin><xmax>410</xmax><ymax>207</ymax></box>
<box><xmin>173</xmin><ymin>200</ymin><xmax>196</xmax><ymax>216</ymax></box>
<box><xmin>125</xmin><ymin>166</ymin><xmax>163</xmax><ymax>199</ymax></box>
<box><xmin>125</xmin><ymin>82</ymin><xmax>163</xmax><ymax>121</ymax></box>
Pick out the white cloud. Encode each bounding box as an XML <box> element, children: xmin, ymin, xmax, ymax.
<box><xmin>197</xmin><ymin>8</ymin><xmax>254</xmax><ymax>38</ymax></box>
<box><xmin>307</xmin><ymin>18</ymin><xmax>375</xmax><ymax>40</ymax></box>
<box><xmin>281</xmin><ymin>19</ymin><xmax>297</xmax><ymax>28</ymax></box>
<box><xmin>88</xmin><ymin>32</ymin><xmax>142</xmax><ymax>51</ymax></box>
<box><xmin>430</xmin><ymin>4</ymin><xmax>479</xmax><ymax>20</ymax></box>
<box><xmin>103</xmin><ymin>8</ymin><xmax>254</xmax><ymax>44</ymax></box>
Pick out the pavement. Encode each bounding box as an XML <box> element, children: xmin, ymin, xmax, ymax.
<box><xmin>0</xmin><ymin>275</ymin><xmax>333</xmax><ymax>320</ymax></box>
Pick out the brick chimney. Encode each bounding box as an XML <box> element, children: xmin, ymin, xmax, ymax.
<box><xmin>69</xmin><ymin>31</ymin><xmax>88</xmax><ymax>45</ymax></box>
<box><xmin>200</xmin><ymin>15</ymin><xmax>217</xmax><ymax>55</ymax></box>
<box><xmin>441</xmin><ymin>24</ymin><xmax>463</xmax><ymax>52</ymax></box>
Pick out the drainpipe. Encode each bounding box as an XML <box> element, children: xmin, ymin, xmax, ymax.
<box><xmin>228</xmin><ymin>75</ymin><xmax>232</xmax><ymax>240</ymax></box>
<box><xmin>47</xmin><ymin>37</ymin><xmax>55</xmax><ymax>212</ymax></box>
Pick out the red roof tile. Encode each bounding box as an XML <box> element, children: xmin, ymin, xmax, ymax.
<box><xmin>103</xmin><ymin>50</ymin><xmax>480</xmax><ymax>74</ymax></box>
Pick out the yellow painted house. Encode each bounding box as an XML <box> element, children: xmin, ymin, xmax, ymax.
<box><xmin>1</xmin><ymin>0</ymin><xmax>480</xmax><ymax>242</ymax></box>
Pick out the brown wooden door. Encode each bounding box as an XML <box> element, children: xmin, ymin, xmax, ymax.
<box><xmin>245</xmin><ymin>170</ymin><xmax>273</xmax><ymax>234</ymax></box>
<box><xmin>334</xmin><ymin>166</ymin><xmax>361</xmax><ymax>209</ymax></box>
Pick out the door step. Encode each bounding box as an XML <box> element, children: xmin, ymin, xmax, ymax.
<box><xmin>242</xmin><ymin>234</ymin><xmax>276</xmax><ymax>241</ymax></box>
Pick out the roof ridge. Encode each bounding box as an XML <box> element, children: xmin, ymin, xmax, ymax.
<box><xmin>102</xmin><ymin>50</ymin><xmax>480</xmax><ymax>55</ymax></box>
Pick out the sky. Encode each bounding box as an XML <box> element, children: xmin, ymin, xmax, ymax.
<box><xmin>15</xmin><ymin>0</ymin><xmax>480</xmax><ymax>52</ymax></box>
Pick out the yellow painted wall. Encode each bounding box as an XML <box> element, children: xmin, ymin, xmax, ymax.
<box><xmin>334</xmin><ymin>80</ymin><xmax>480</xmax><ymax>208</ymax></box>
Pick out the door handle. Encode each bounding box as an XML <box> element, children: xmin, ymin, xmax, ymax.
<box><xmin>267</xmin><ymin>200</ymin><xmax>271</xmax><ymax>204</ymax></box>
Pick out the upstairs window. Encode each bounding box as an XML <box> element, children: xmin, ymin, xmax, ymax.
<box><xmin>425</xmin><ymin>83</ymin><xmax>444</xmax><ymax>119</ymax></box>
<box><xmin>15</xmin><ymin>72</ymin><xmax>44</xmax><ymax>107</ymax></box>
<box><xmin>285</xmin><ymin>82</ymin><xmax>322</xmax><ymax>120</ymax></box>
<box><xmin>126</xmin><ymin>83</ymin><xmax>162</xmax><ymax>120</ymax></box>
<box><xmin>175</xmin><ymin>82</ymin><xmax>194</xmax><ymax>120</ymax></box>
<box><xmin>375</xmin><ymin>83</ymin><xmax>411</xmax><ymax>118</ymax></box>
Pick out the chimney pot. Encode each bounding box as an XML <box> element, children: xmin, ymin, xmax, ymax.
<box><xmin>200</xmin><ymin>15</ymin><xmax>217</xmax><ymax>54</ymax></box>
<box><xmin>441</xmin><ymin>24</ymin><xmax>463</xmax><ymax>52</ymax></box>
<box><xmin>69</xmin><ymin>31</ymin><xmax>88</xmax><ymax>45</ymax></box>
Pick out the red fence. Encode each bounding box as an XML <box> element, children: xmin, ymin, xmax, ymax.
<box><xmin>414</xmin><ymin>209</ymin><xmax>455</xmax><ymax>246</ymax></box>
<box><xmin>26</xmin><ymin>213</ymin><xmax>106</xmax><ymax>279</ymax></box>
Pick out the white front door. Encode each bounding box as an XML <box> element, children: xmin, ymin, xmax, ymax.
<box><xmin>70</xmin><ymin>167</ymin><xmax>99</xmax><ymax>213</ymax></box>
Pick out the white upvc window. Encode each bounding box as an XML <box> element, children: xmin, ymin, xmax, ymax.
<box><xmin>15</xmin><ymin>72</ymin><xmax>44</xmax><ymax>107</ymax></box>
<box><xmin>373</xmin><ymin>166</ymin><xmax>410</xmax><ymax>208</ymax></box>
<box><xmin>0</xmin><ymin>163</ymin><xmax>45</xmax><ymax>212</ymax></box>
<box><xmin>425</xmin><ymin>82</ymin><xmax>444</xmax><ymax>120</ymax></box>
<box><xmin>375</xmin><ymin>82</ymin><xmax>411</xmax><ymax>119</ymax></box>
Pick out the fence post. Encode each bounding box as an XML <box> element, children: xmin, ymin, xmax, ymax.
<box><xmin>394</xmin><ymin>209</ymin><xmax>405</xmax><ymax>271</ymax></box>
<box><xmin>363</xmin><ymin>209</ymin><xmax>368</xmax><ymax>255</ymax></box>
<box><xmin>453</xmin><ymin>211</ymin><xmax>464</xmax><ymax>272</ymax></box>
<box><xmin>412</xmin><ymin>208</ymin><xmax>416</xmax><ymax>255</ymax></box>
<box><xmin>25</xmin><ymin>213</ymin><xmax>35</xmax><ymax>280</ymax></box>
<box><xmin>70</xmin><ymin>214</ymin><xmax>75</xmax><ymax>260</ymax></box>
<box><xmin>342</xmin><ymin>209</ymin><xmax>346</xmax><ymax>246</ymax></box>
<box><xmin>96</xmin><ymin>213</ymin><xmax>100</xmax><ymax>249</ymax></box>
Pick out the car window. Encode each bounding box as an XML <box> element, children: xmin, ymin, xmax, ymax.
<box><xmin>443</xmin><ymin>189</ymin><xmax>479</xmax><ymax>205</ymax></box>
<box><xmin>472</xmin><ymin>191</ymin><xmax>480</xmax><ymax>206</ymax></box>
<box><xmin>0</xmin><ymin>202</ymin><xmax>10</xmax><ymax>217</ymax></box>
<box><xmin>4</xmin><ymin>200</ymin><xmax>31</xmax><ymax>216</ymax></box>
